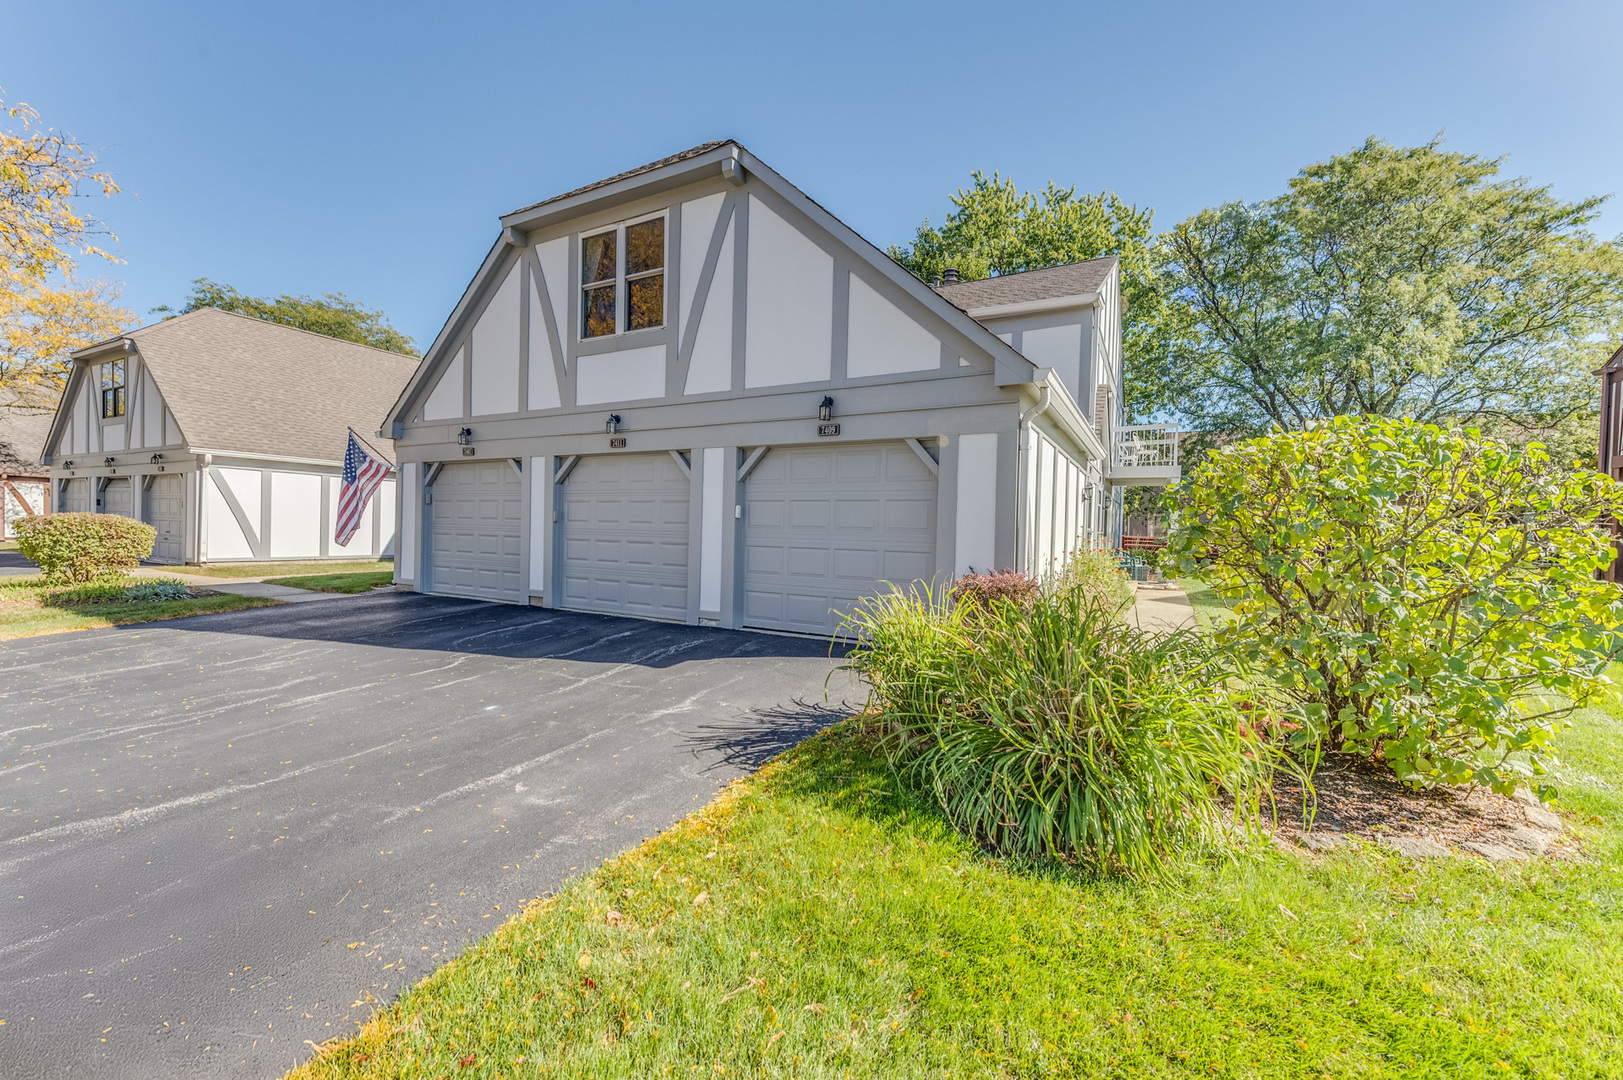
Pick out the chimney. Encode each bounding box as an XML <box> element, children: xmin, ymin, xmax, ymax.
<box><xmin>942</xmin><ymin>267</ymin><xmax>960</xmax><ymax>285</ymax></box>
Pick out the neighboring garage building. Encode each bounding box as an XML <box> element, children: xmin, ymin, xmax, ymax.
<box><xmin>41</xmin><ymin>309</ymin><xmax>417</xmax><ymax>564</ymax></box>
<box><xmin>384</xmin><ymin>141</ymin><xmax>1179</xmax><ymax>634</ymax></box>
<box><xmin>0</xmin><ymin>390</ymin><xmax>52</xmax><ymax>539</ymax></box>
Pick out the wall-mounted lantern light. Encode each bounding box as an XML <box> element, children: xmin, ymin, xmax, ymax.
<box><xmin>63</xmin><ymin>460</ymin><xmax>75</xmax><ymax>469</ymax></box>
<box><xmin>104</xmin><ymin>457</ymin><xmax>116</xmax><ymax>467</ymax></box>
<box><xmin>456</xmin><ymin>427</ymin><xmax>473</xmax><ymax>446</ymax></box>
<box><xmin>605</xmin><ymin>414</ymin><xmax>622</xmax><ymax>435</ymax></box>
<box><xmin>818</xmin><ymin>396</ymin><xmax>834</xmax><ymax>422</ymax></box>
<box><xmin>150</xmin><ymin>453</ymin><xmax>163</xmax><ymax>464</ymax></box>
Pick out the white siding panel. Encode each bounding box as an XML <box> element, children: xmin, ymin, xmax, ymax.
<box><xmin>423</xmin><ymin>348</ymin><xmax>465</xmax><ymax>421</ymax></box>
<box><xmin>1036</xmin><ymin>439</ymin><xmax>1056</xmax><ymax>576</ymax></box>
<box><xmin>327</xmin><ymin>474</ymin><xmax>374</xmax><ymax>556</ymax></box>
<box><xmin>744</xmin><ymin>195</ymin><xmax>832</xmax><ymax>388</ymax></box>
<box><xmin>576</xmin><ymin>344</ymin><xmax>665</xmax><ymax>405</ymax></box>
<box><xmin>527</xmin><ymin>272</ymin><xmax>562</xmax><ymax>410</ymax></box>
<box><xmin>269</xmin><ymin>472</ymin><xmax>322</xmax><ymax>558</ymax></box>
<box><xmin>955</xmin><ymin>433</ymin><xmax>998</xmax><ymax>576</ymax></box>
<box><xmin>399</xmin><ymin>463</ymin><xmax>419</xmax><ymax>580</ymax></box>
<box><xmin>141</xmin><ymin>370</ymin><xmax>162</xmax><ymax>447</ymax></box>
<box><xmin>471</xmin><ymin>262</ymin><xmax>522</xmax><ymax>416</ymax></box>
<box><xmin>699</xmin><ymin>446</ymin><xmax>723</xmax><ymax>612</ymax></box>
<box><xmin>163</xmin><ymin>407</ymin><xmax>179</xmax><ymax>446</ymax></box>
<box><xmin>535</xmin><ymin>237</ymin><xmax>570</xmax><ymax>366</ymax></box>
<box><xmin>680</xmin><ymin>193</ymin><xmax>726</xmax><ymax>327</ymax></box>
<box><xmin>374</xmin><ymin>478</ymin><xmax>397</xmax><ymax>558</ymax></box>
<box><xmin>1021</xmin><ymin>323</ymin><xmax>1083</xmax><ymax>404</ymax></box>
<box><xmin>529</xmin><ymin>456</ymin><xmax>548</xmax><ymax>593</ymax></box>
<box><xmin>846</xmin><ymin>274</ymin><xmax>939</xmax><ymax>378</ymax></box>
<box><xmin>60</xmin><ymin>418</ymin><xmax>74</xmax><ymax>458</ymax></box>
<box><xmin>104</xmin><ymin>423</ymin><xmax>126</xmax><ymax>452</ymax></box>
<box><xmin>684</xmin><ymin>216</ymin><xmax>734</xmax><ymax>395</ymax></box>
<box><xmin>71</xmin><ymin>394</ymin><xmax>87</xmax><ymax>454</ymax></box>
<box><xmin>206</xmin><ymin>471</ymin><xmax>255</xmax><ymax>560</ymax></box>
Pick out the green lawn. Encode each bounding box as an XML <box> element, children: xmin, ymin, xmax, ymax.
<box><xmin>286</xmin><ymin>696</ymin><xmax>1623</xmax><ymax>1078</ymax></box>
<box><xmin>262</xmin><ymin>570</ymin><xmax>394</xmax><ymax>593</ymax></box>
<box><xmin>1178</xmin><ymin>576</ymin><xmax>1239</xmax><ymax>632</ymax></box>
<box><xmin>0</xmin><ymin>575</ymin><xmax>279</xmax><ymax>639</ymax></box>
<box><xmin>186</xmin><ymin>559</ymin><xmax>392</xmax><ymax>578</ymax></box>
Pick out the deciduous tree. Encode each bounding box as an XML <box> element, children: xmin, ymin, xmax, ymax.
<box><xmin>159</xmin><ymin>278</ymin><xmax>416</xmax><ymax>355</ymax></box>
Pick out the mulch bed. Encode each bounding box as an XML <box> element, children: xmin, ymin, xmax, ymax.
<box><xmin>1262</xmin><ymin>753</ymin><xmax>1577</xmax><ymax>860</ymax></box>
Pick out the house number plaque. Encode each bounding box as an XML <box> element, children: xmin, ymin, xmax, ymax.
<box><xmin>609</xmin><ymin>436</ymin><xmax>627</xmax><ymax>449</ymax></box>
<box><xmin>817</xmin><ymin>423</ymin><xmax>841</xmax><ymax>437</ymax></box>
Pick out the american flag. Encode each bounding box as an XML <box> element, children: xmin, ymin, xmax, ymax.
<box><xmin>336</xmin><ymin>430</ymin><xmax>390</xmax><ymax>546</ymax></box>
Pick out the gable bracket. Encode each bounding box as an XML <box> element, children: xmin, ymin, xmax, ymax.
<box><xmin>905</xmin><ymin>437</ymin><xmax>940</xmax><ymax>475</ymax></box>
<box><xmin>554</xmin><ymin>455</ymin><xmax>580</xmax><ymax>485</ymax></box>
<box><xmin>507</xmin><ymin>458</ymin><xmax>524</xmax><ymax>479</ymax></box>
<box><xmin>668</xmin><ymin>450</ymin><xmax>691</xmax><ymax>478</ymax></box>
<box><xmin>423</xmin><ymin>462</ymin><xmax>444</xmax><ymax>487</ymax></box>
<box><xmin>737</xmin><ymin>446</ymin><xmax>769</xmax><ymax>483</ymax></box>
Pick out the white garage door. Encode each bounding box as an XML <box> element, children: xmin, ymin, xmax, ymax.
<box><xmin>101</xmin><ymin>477</ymin><xmax>133</xmax><ymax>518</ymax></box>
<box><xmin>560</xmin><ymin>453</ymin><xmax>689</xmax><ymax>621</ymax></box>
<box><xmin>61</xmin><ymin>478</ymin><xmax>89</xmax><ymax>513</ymax></box>
<box><xmin>743</xmin><ymin>442</ymin><xmax>939</xmax><ymax>635</ymax></box>
<box><xmin>144</xmin><ymin>473</ymin><xmax>185</xmax><ymax>563</ymax></box>
<box><xmin>429</xmin><ymin>460</ymin><xmax>524</xmax><ymax>603</ymax></box>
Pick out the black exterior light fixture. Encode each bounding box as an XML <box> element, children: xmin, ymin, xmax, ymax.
<box><xmin>456</xmin><ymin>427</ymin><xmax>473</xmax><ymax>446</ymax></box>
<box><xmin>150</xmin><ymin>453</ymin><xmax>163</xmax><ymax>464</ymax></box>
<box><xmin>605</xmin><ymin>414</ymin><xmax>622</xmax><ymax>435</ymax></box>
<box><xmin>104</xmin><ymin>456</ymin><xmax>116</xmax><ymax>467</ymax></box>
<box><xmin>62</xmin><ymin>460</ymin><xmax>75</xmax><ymax>469</ymax></box>
<box><xmin>818</xmin><ymin>396</ymin><xmax>834</xmax><ymax>422</ymax></box>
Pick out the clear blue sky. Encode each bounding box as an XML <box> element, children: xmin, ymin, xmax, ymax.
<box><xmin>5</xmin><ymin>0</ymin><xmax>1620</xmax><ymax>350</ymax></box>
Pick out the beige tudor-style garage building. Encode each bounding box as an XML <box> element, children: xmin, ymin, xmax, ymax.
<box><xmin>42</xmin><ymin>309</ymin><xmax>417</xmax><ymax>564</ymax></box>
<box><xmin>384</xmin><ymin>141</ymin><xmax>1178</xmax><ymax>634</ymax></box>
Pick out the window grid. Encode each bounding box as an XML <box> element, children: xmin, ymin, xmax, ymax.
<box><xmin>580</xmin><ymin>213</ymin><xmax>665</xmax><ymax>339</ymax></box>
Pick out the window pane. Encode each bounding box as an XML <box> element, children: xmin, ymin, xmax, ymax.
<box><xmin>582</xmin><ymin>231</ymin><xmax>617</xmax><ymax>284</ymax></box>
<box><xmin>626</xmin><ymin>218</ymin><xmax>664</xmax><ymax>275</ymax></box>
<box><xmin>582</xmin><ymin>284</ymin><xmax>616</xmax><ymax>337</ymax></box>
<box><xmin>627</xmin><ymin>274</ymin><xmax>663</xmax><ymax>330</ymax></box>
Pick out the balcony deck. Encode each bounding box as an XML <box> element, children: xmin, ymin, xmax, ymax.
<box><xmin>1110</xmin><ymin>424</ymin><xmax>1181</xmax><ymax>487</ymax></box>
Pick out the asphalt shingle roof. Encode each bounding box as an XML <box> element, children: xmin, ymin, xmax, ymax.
<box><xmin>120</xmin><ymin>309</ymin><xmax>418</xmax><ymax>464</ymax></box>
<box><xmin>932</xmin><ymin>256</ymin><xmax>1118</xmax><ymax>312</ymax></box>
<box><xmin>506</xmin><ymin>141</ymin><xmax>734</xmax><ymax>218</ymax></box>
<box><xmin>0</xmin><ymin>390</ymin><xmax>54</xmax><ymax>472</ymax></box>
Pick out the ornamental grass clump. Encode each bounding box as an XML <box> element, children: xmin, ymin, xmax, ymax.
<box><xmin>1166</xmin><ymin>416</ymin><xmax>1623</xmax><ymax>796</ymax></box>
<box><xmin>841</xmin><ymin>585</ymin><xmax>1285</xmax><ymax>875</ymax></box>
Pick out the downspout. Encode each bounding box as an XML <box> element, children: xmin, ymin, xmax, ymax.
<box><xmin>1015</xmin><ymin>381</ymin><xmax>1052</xmax><ymax>576</ymax></box>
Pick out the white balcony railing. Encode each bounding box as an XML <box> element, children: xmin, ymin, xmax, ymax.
<box><xmin>1113</xmin><ymin>424</ymin><xmax>1180</xmax><ymax>470</ymax></box>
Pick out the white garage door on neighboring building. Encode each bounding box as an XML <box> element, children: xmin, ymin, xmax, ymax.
<box><xmin>742</xmin><ymin>442</ymin><xmax>939</xmax><ymax>635</ymax></box>
<box><xmin>429</xmin><ymin>460</ymin><xmax>524</xmax><ymax>602</ymax></box>
<box><xmin>560</xmin><ymin>452</ymin><xmax>690</xmax><ymax>621</ymax></box>
<box><xmin>60</xmin><ymin>478</ymin><xmax>89</xmax><ymax>513</ymax></box>
<box><xmin>144</xmin><ymin>473</ymin><xmax>185</xmax><ymax>563</ymax></box>
<box><xmin>100</xmin><ymin>477</ymin><xmax>133</xmax><ymax>518</ymax></box>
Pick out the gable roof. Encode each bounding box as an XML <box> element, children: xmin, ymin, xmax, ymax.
<box><xmin>933</xmin><ymin>257</ymin><xmax>1118</xmax><ymax>313</ymax></box>
<box><xmin>391</xmin><ymin>141</ymin><xmax>1040</xmax><ymax>423</ymax></box>
<box><xmin>63</xmin><ymin>309</ymin><xmax>418</xmax><ymax>465</ymax></box>
<box><xmin>0</xmin><ymin>390</ymin><xmax>54</xmax><ymax>473</ymax></box>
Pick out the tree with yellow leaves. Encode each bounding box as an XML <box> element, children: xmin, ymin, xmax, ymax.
<box><xmin>1</xmin><ymin>91</ymin><xmax>132</xmax><ymax>412</ymax></box>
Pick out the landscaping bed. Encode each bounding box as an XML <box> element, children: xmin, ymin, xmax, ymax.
<box><xmin>0</xmin><ymin>574</ymin><xmax>278</xmax><ymax>639</ymax></box>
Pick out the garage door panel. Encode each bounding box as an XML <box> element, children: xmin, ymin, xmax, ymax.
<box><xmin>559</xmin><ymin>453</ymin><xmax>689</xmax><ymax>621</ymax></box>
<box><xmin>144</xmin><ymin>473</ymin><xmax>184</xmax><ymax>563</ymax></box>
<box><xmin>743</xmin><ymin>442</ymin><xmax>938</xmax><ymax>635</ymax></box>
<box><xmin>429</xmin><ymin>461</ymin><xmax>524</xmax><ymax>603</ymax></box>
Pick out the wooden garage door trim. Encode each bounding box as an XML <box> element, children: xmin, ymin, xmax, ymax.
<box><xmin>742</xmin><ymin>441</ymin><xmax>939</xmax><ymax>636</ymax></box>
<box><xmin>559</xmin><ymin>452</ymin><xmax>690</xmax><ymax>622</ymax></box>
<box><xmin>428</xmin><ymin>460</ymin><xmax>524</xmax><ymax>603</ymax></box>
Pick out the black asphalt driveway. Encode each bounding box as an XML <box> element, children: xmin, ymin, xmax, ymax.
<box><xmin>0</xmin><ymin>594</ymin><xmax>852</xmax><ymax>1078</ymax></box>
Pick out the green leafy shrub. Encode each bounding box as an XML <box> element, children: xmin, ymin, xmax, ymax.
<box><xmin>14</xmin><ymin>513</ymin><xmax>156</xmax><ymax>583</ymax></box>
<box><xmin>1166</xmin><ymin>415</ymin><xmax>1623</xmax><ymax>795</ymax></box>
<box><xmin>841</xmin><ymin>586</ymin><xmax>1286</xmax><ymax>875</ymax></box>
<box><xmin>45</xmin><ymin>577</ymin><xmax>140</xmax><ymax>605</ymax></box>
<box><xmin>124</xmin><ymin>578</ymin><xmax>193</xmax><ymax>602</ymax></box>
<box><xmin>1047</xmin><ymin>543</ymin><xmax>1136</xmax><ymax>614</ymax></box>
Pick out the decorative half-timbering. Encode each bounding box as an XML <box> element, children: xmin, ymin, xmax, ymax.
<box><xmin>42</xmin><ymin>309</ymin><xmax>418</xmax><ymax>564</ymax></box>
<box><xmin>385</xmin><ymin>141</ymin><xmax>1178</xmax><ymax>633</ymax></box>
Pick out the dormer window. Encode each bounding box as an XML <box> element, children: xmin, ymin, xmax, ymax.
<box><xmin>580</xmin><ymin>214</ymin><xmax>665</xmax><ymax>338</ymax></box>
<box><xmin>100</xmin><ymin>359</ymin><xmax>125</xmax><ymax>418</ymax></box>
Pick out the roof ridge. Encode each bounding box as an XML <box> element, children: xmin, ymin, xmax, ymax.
<box><xmin>137</xmin><ymin>307</ymin><xmax>420</xmax><ymax>362</ymax></box>
<box><xmin>932</xmin><ymin>254</ymin><xmax>1119</xmax><ymax>290</ymax></box>
<box><xmin>505</xmin><ymin>140</ymin><xmax>738</xmax><ymax>218</ymax></box>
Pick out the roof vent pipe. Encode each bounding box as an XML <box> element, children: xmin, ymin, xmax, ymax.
<box><xmin>942</xmin><ymin>268</ymin><xmax>960</xmax><ymax>285</ymax></box>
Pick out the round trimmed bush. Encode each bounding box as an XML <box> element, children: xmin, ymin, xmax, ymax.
<box><xmin>14</xmin><ymin>513</ymin><xmax>157</xmax><ymax>583</ymax></box>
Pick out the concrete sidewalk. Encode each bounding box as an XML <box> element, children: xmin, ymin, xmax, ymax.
<box><xmin>1130</xmin><ymin>583</ymin><xmax>1195</xmax><ymax>632</ymax></box>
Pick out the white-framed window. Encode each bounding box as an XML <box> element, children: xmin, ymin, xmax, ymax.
<box><xmin>100</xmin><ymin>359</ymin><xmax>125</xmax><ymax>418</ymax></box>
<box><xmin>580</xmin><ymin>213</ymin><xmax>666</xmax><ymax>338</ymax></box>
